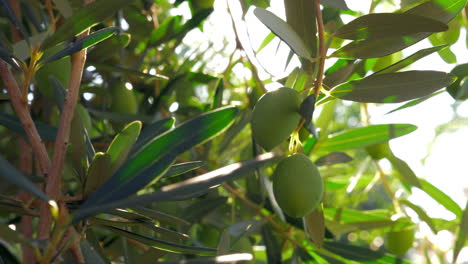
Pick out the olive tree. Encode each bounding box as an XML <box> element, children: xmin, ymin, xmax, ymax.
<box><xmin>0</xmin><ymin>0</ymin><xmax>467</xmax><ymax>263</ymax></box>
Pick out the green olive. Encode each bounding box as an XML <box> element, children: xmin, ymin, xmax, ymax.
<box><xmin>385</xmin><ymin>226</ymin><xmax>415</xmax><ymax>255</ymax></box>
<box><xmin>365</xmin><ymin>142</ymin><xmax>393</xmax><ymax>161</ymax></box>
<box><xmin>272</xmin><ymin>153</ymin><xmax>323</xmax><ymax>218</ymax></box>
<box><xmin>110</xmin><ymin>83</ymin><xmax>138</xmax><ymax>131</ymax></box>
<box><xmin>251</xmin><ymin>88</ymin><xmax>301</xmax><ymax>151</ymax></box>
<box><xmin>36</xmin><ymin>44</ymin><xmax>71</xmax><ymax>98</ymax></box>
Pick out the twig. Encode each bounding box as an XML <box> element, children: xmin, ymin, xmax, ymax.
<box><xmin>312</xmin><ymin>0</ymin><xmax>326</xmax><ymax>98</ymax></box>
<box><xmin>0</xmin><ymin>61</ymin><xmax>51</xmax><ymax>175</ymax></box>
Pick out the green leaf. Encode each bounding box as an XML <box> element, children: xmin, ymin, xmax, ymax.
<box><xmin>91</xmin><ymin>63</ymin><xmax>168</xmax><ymax>80</ymax></box>
<box><xmin>0</xmin><ymin>155</ymin><xmax>49</xmax><ymax>202</ymax></box>
<box><xmin>323</xmin><ymin>241</ymin><xmax>410</xmax><ymax>263</ymax></box>
<box><xmin>316</xmin><ymin>124</ymin><xmax>417</xmax><ymax>152</ymax></box>
<box><xmin>375</xmin><ymin>45</ymin><xmax>447</xmax><ymax>74</ymax></box>
<box><xmin>314</xmin><ymin>152</ymin><xmax>353</xmax><ymax>166</ymax></box>
<box><xmin>0</xmin><ymin>0</ymin><xmax>29</xmax><ymax>40</ymax></box>
<box><xmin>183</xmin><ymin>197</ymin><xmax>227</xmax><ymax>221</ymax></box>
<box><xmin>332</xmin><ymin>0</ymin><xmax>467</xmax><ymax>58</ymax></box>
<box><xmin>0</xmin><ymin>224</ymin><xmax>29</xmax><ymax>245</ymax></box>
<box><xmin>335</xmin><ymin>13</ymin><xmax>448</xmax><ymax>40</ymax></box>
<box><xmin>163</xmin><ymin>161</ymin><xmax>205</xmax><ymax>178</ymax></box>
<box><xmin>84</xmin><ymin>152</ymin><xmax>112</xmax><ymax>198</ymax></box>
<box><xmin>40</xmin><ymin>27</ymin><xmax>118</xmax><ymax>64</ymax></box>
<box><xmin>387</xmin><ymin>155</ymin><xmax>421</xmax><ymax>188</ymax></box>
<box><xmin>253</xmin><ymin>7</ymin><xmax>312</xmax><ymax>60</ymax></box>
<box><xmin>81</xmin><ymin>107</ymin><xmax>238</xmax><ymax>208</ymax></box>
<box><xmin>91</xmin><ymin>218</ymin><xmax>189</xmax><ymax>241</ymax></box>
<box><xmin>261</xmin><ymin>224</ymin><xmax>281</xmax><ymax>263</ymax></box>
<box><xmin>80</xmin><ymin>240</ymin><xmax>107</xmax><ymax>264</ymax></box>
<box><xmin>106</xmin><ymin>121</ymin><xmax>142</xmax><ymax>175</ymax></box>
<box><xmin>131</xmin><ymin>117</ymin><xmax>175</xmax><ymax>154</ymax></box>
<box><xmin>150</xmin><ymin>9</ymin><xmax>213</xmax><ymax>46</ymax></box>
<box><xmin>0</xmin><ymin>45</ymin><xmax>22</xmax><ymax>71</ymax></box>
<box><xmin>42</xmin><ymin>0</ymin><xmax>135</xmax><ymax>48</ymax></box>
<box><xmin>385</xmin><ymin>91</ymin><xmax>444</xmax><ymax>114</ymax></box>
<box><xmin>101</xmin><ymin>225</ymin><xmax>216</xmax><ymax>255</ymax></box>
<box><xmin>321</xmin><ymin>0</ymin><xmax>349</xmax><ymax>10</ymax></box>
<box><xmin>0</xmin><ymin>113</ymin><xmax>57</xmax><ymax>142</ymax></box>
<box><xmin>256</xmin><ymin>32</ymin><xmax>275</xmax><ymax>53</ymax></box>
<box><xmin>447</xmin><ymin>63</ymin><xmax>468</xmax><ymax>100</ymax></box>
<box><xmin>324</xmin><ymin>208</ymin><xmax>391</xmax><ymax>223</ymax></box>
<box><xmin>304</xmin><ymin>208</ymin><xmax>325</xmax><ymax>248</ymax></box>
<box><xmin>330</xmin><ymin>71</ymin><xmax>455</xmax><ymax>103</ymax></box>
<box><xmin>131</xmin><ymin>207</ymin><xmax>190</xmax><ymax>226</ymax></box>
<box><xmin>453</xmin><ymin>200</ymin><xmax>468</xmax><ymax>263</ymax></box>
<box><xmin>417</xmin><ymin>179</ymin><xmax>462</xmax><ymax>218</ymax></box>
<box><xmin>400</xmin><ymin>199</ymin><xmax>437</xmax><ymax>233</ymax></box>
<box><xmin>87</xmin><ymin>33</ymin><xmax>131</xmax><ymax>62</ymax></box>
<box><xmin>73</xmin><ymin>153</ymin><xmax>278</xmax><ymax>221</ymax></box>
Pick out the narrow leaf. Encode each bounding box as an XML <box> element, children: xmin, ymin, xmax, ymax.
<box><xmin>388</xmin><ymin>155</ymin><xmax>421</xmax><ymax>188</ymax></box>
<box><xmin>0</xmin><ymin>0</ymin><xmax>29</xmax><ymax>39</ymax></box>
<box><xmin>42</xmin><ymin>0</ymin><xmax>135</xmax><ymax>48</ymax></box>
<box><xmin>447</xmin><ymin>63</ymin><xmax>468</xmax><ymax>100</ymax></box>
<box><xmin>323</xmin><ymin>241</ymin><xmax>409</xmax><ymax>263</ymax></box>
<box><xmin>81</xmin><ymin>107</ymin><xmax>238</xmax><ymax>208</ymax></box>
<box><xmin>73</xmin><ymin>153</ymin><xmax>278</xmax><ymax>221</ymax></box>
<box><xmin>0</xmin><ymin>155</ymin><xmax>49</xmax><ymax>201</ymax></box>
<box><xmin>131</xmin><ymin>117</ymin><xmax>175</xmax><ymax>154</ymax></box>
<box><xmin>131</xmin><ymin>207</ymin><xmax>190</xmax><ymax>226</ymax></box>
<box><xmin>304</xmin><ymin>208</ymin><xmax>325</xmax><ymax>248</ymax></box>
<box><xmin>256</xmin><ymin>32</ymin><xmax>275</xmax><ymax>53</ymax></box>
<box><xmin>316</xmin><ymin>124</ymin><xmax>417</xmax><ymax>152</ymax></box>
<box><xmin>331</xmin><ymin>0</ymin><xmax>466</xmax><ymax>58</ymax></box>
<box><xmin>334</xmin><ymin>13</ymin><xmax>448</xmax><ymax>40</ymax></box>
<box><xmin>417</xmin><ymin>179</ymin><xmax>462</xmax><ymax>217</ymax></box>
<box><xmin>400</xmin><ymin>199</ymin><xmax>437</xmax><ymax>233</ymax></box>
<box><xmin>163</xmin><ymin>161</ymin><xmax>205</xmax><ymax>178</ymax></box>
<box><xmin>261</xmin><ymin>224</ymin><xmax>281</xmax><ymax>263</ymax></box>
<box><xmin>91</xmin><ymin>218</ymin><xmax>188</xmax><ymax>241</ymax></box>
<box><xmin>80</xmin><ymin>240</ymin><xmax>107</xmax><ymax>264</ymax></box>
<box><xmin>375</xmin><ymin>45</ymin><xmax>448</xmax><ymax>74</ymax></box>
<box><xmin>102</xmin><ymin>225</ymin><xmax>216</xmax><ymax>255</ymax></box>
<box><xmin>106</xmin><ymin>121</ymin><xmax>142</xmax><ymax>175</ymax></box>
<box><xmin>330</xmin><ymin>71</ymin><xmax>455</xmax><ymax>103</ymax></box>
<box><xmin>386</xmin><ymin>90</ymin><xmax>444</xmax><ymax>115</ymax></box>
<box><xmin>315</xmin><ymin>152</ymin><xmax>353</xmax><ymax>166</ymax></box>
<box><xmin>91</xmin><ymin>63</ymin><xmax>168</xmax><ymax>80</ymax></box>
<box><xmin>453</xmin><ymin>200</ymin><xmax>468</xmax><ymax>263</ymax></box>
<box><xmin>253</xmin><ymin>7</ymin><xmax>312</xmax><ymax>60</ymax></box>
<box><xmin>0</xmin><ymin>46</ymin><xmax>22</xmax><ymax>71</ymax></box>
<box><xmin>41</xmin><ymin>27</ymin><xmax>118</xmax><ymax>64</ymax></box>
<box><xmin>83</xmin><ymin>153</ymin><xmax>112</xmax><ymax>198</ymax></box>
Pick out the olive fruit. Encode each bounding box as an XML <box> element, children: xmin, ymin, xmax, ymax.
<box><xmin>110</xmin><ymin>83</ymin><xmax>138</xmax><ymax>131</ymax></box>
<box><xmin>385</xmin><ymin>226</ymin><xmax>415</xmax><ymax>255</ymax></box>
<box><xmin>272</xmin><ymin>153</ymin><xmax>323</xmax><ymax>218</ymax></box>
<box><xmin>251</xmin><ymin>88</ymin><xmax>301</xmax><ymax>151</ymax></box>
<box><xmin>365</xmin><ymin>142</ymin><xmax>393</xmax><ymax>161</ymax></box>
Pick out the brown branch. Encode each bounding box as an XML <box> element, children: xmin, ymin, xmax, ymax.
<box><xmin>312</xmin><ymin>0</ymin><xmax>326</xmax><ymax>98</ymax></box>
<box><xmin>0</xmin><ymin>61</ymin><xmax>51</xmax><ymax>175</ymax></box>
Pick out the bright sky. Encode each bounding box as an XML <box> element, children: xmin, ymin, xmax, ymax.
<box><xmin>176</xmin><ymin>0</ymin><xmax>468</xmax><ymax>262</ymax></box>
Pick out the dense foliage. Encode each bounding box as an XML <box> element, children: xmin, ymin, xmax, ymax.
<box><xmin>0</xmin><ymin>0</ymin><xmax>467</xmax><ymax>263</ymax></box>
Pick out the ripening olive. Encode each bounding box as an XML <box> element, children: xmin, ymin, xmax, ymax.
<box><xmin>272</xmin><ymin>153</ymin><xmax>323</xmax><ymax>218</ymax></box>
<box><xmin>251</xmin><ymin>88</ymin><xmax>301</xmax><ymax>151</ymax></box>
<box><xmin>385</xmin><ymin>226</ymin><xmax>415</xmax><ymax>255</ymax></box>
<box><xmin>365</xmin><ymin>142</ymin><xmax>393</xmax><ymax>161</ymax></box>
